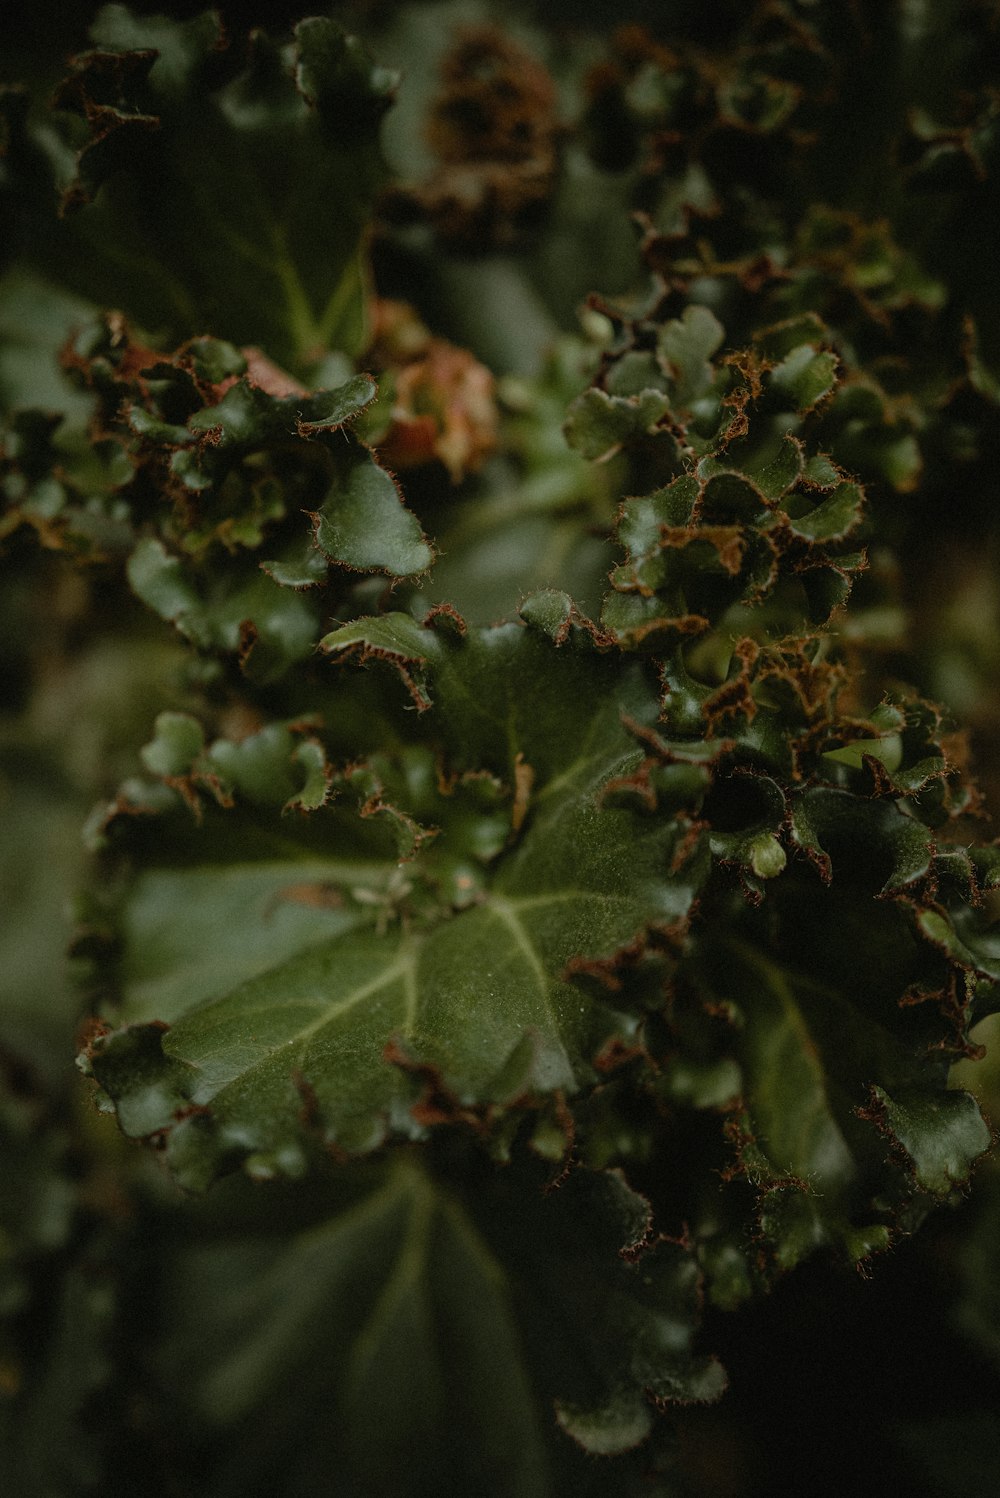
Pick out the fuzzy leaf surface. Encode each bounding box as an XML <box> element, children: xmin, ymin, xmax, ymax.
<box><xmin>88</xmin><ymin>619</ymin><xmax>709</xmax><ymax>1183</ymax></box>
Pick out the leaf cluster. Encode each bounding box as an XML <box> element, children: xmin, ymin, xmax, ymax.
<box><xmin>2</xmin><ymin>4</ymin><xmax>1000</xmax><ymax>1495</ymax></box>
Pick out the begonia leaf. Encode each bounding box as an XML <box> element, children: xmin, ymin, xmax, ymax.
<box><xmin>87</xmin><ymin>620</ymin><xmax>710</xmax><ymax>1185</ymax></box>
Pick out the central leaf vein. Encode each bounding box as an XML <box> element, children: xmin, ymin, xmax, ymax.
<box><xmin>486</xmin><ymin>897</ymin><xmax>558</xmax><ymax>1032</ymax></box>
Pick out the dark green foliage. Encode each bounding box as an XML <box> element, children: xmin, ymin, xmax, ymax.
<box><xmin>4</xmin><ymin>6</ymin><xmax>394</xmax><ymax>369</ymax></box>
<box><xmin>3</xmin><ymin>4</ymin><xmax>1000</xmax><ymax>1495</ymax></box>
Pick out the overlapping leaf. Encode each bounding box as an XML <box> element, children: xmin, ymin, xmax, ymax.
<box><xmin>5</xmin><ymin>7</ymin><xmax>396</xmax><ymax>373</ymax></box>
<box><xmin>5</xmin><ymin>314</ymin><xmax>433</xmax><ymax>678</ymax></box>
<box><xmin>648</xmin><ymin>764</ymin><xmax>997</xmax><ymax>1290</ymax></box>
<box><xmin>558</xmin><ymin>277</ymin><xmax>999</xmax><ymax>1278</ymax></box>
<box><xmin>149</xmin><ymin>1152</ymin><xmax>722</xmax><ymax>1497</ymax></box>
<box><xmin>86</xmin><ymin>614</ymin><xmax>710</xmax><ymax>1185</ymax></box>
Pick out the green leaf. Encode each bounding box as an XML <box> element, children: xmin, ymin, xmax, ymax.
<box><xmin>779</xmin><ymin>479</ymin><xmax>864</xmax><ymax>543</ymax></box>
<box><xmin>259</xmin><ymin>536</ymin><xmax>329</xmax><ymax>590</ymax></box>
<box><xmin>185</xmin><ymin>374</ymin><xmax>377</xmax><ymax>448</ymax></box>
<box><xmin>681</xmin><ymin>763</ymin><xmax>991</xmax><ymax>1270</ymax></box>
<box><xmin>109</xmin><ymin>859</ymin><xmax>379</xmax><ymax>1031</ymax></box>
<box><xmin>657</xmin><ymin>305</ymin><xmax>726</xmax><ymax>410</ymax></box>
<box><xmin>563</xmin><ymin>388</ymin><xmax>671</xmax><ymax>462</ymax></box>
<box><xmin>769</xmin><ymin>344</ymin><xmax>839</xmax><ymax>413</ymax></box>
<box><xmin>94</xmin><ymin>810</ymin><xmax>689</xmax><ymax>1169</ymax></box>
<box><xmin>312</xmin><ymin>445</ymin><xmax>433</xmax><ymax>576</ymax></box>
<box><xmin>688</xmin><ymin>924</ymin><xmax>945</xmax><ymax>1267</ymax></box>
<box><xmin>867</xmin><ymin>1086</ymin><xmax>990</xmax><ymax>1196</ymax></box>
<box><xmin>89</xmin><ymin>621</ymin><xmax>710</xmax><ymax>1182</ymax></box>
<box><xmin>19</xmin><ymin>12</ymin><xmax>396</xmax><ymax>369</ymax></box>
<box><xmin>699</xmin><ymin>431</ymin><xmax>805</xmax><ymax>504</ymax></box>
<box><xmin>791</xmin><ymin>787</ymin><xmax>934</xmax><ymax>896</ymax></box>
<box><xmin>708</xmin><ymin>942</ymin><xmax>856</xmax><ymax>1188</ymax></box>
<box><xmin>151</xmin><ymin>1155</ymin><xmax>722</xmax><ymax>1495</ymax></box>
<box><xmin>822</xmin><ymin>735</ymin><xmax>903</xmax><ymax>773</ymax></box>
<box><xmin>139</xmin><ymin>711</ymin><xmax>205</xmax><ymax>778</ymax></box>
<box><xmin>127</xmin><ymin>538</ymin><xmax>320</xmax><ymax>682</ymax></box>
<box><xmin>207</xmin><ymin>723</ymin><xmax>330</xmax><ymax>810</ymax></box>
<box><xmin>293</xmin><ymin>17</ymin><xmax>399</xmax><ymax>129</ymax></box>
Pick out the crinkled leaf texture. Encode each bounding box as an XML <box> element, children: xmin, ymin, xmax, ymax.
<box><xmin>87</xmin><ymin>614</ymin><xmax>707</xmax><ymax>1186</ymax></box>
<box><xmin>5</xmin><ymin>5</ymin><xmax>1000</xmax><ymax>1496</ymax></box>
<box><xmin>116</xmin><ymin>354</ymin><xmax>433</xmax><ymax>673</ymax></box>
<box><xmin>85</xmin><ymin>318</ymin><xmax>430</xmax><ymax>566</ymax></box>
<box><xmin>19</xmin><ymin>317</ymin><xmax>433</xmax><ymax>675</ymax></box>
<box><xmin>151</xmin><ymin>1155</ymin><xmax>723</xmax><ymax>1497</ymax></box>
<box><xmin>686</xmin><ymin>895</ymin><xmax>991</xmax><ymax>1277</ymax></box>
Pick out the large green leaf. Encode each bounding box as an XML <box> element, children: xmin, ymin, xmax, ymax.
<box><xmin>150</xmin><ymin>1153</ymin><xmax>723</xmax><ymax>1497</ymax></box>
<box><xmin>12</xmin><ymin>9</ymin><xmax>396</xmax><ymax>371</ymax></box>
<box><xmin>87</xmin><ymin>616</ymin><xmax>710</xmax><ymax>1184</ymax></box>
